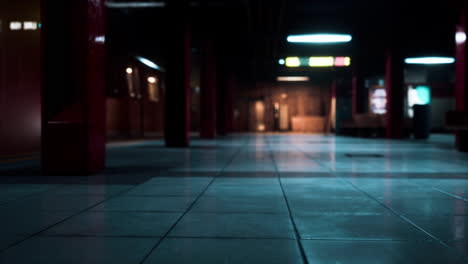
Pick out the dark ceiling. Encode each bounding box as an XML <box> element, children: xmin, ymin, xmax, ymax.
<box><xmin>106</xmin><ymin>0</ymin><xmax>462</xmax><ymax>81</ymax></box>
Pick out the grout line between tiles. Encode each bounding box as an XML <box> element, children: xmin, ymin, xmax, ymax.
<box><xmin>267</xmin><ymin>138</ymin><xmax>310</xmax><ymax>264</ymax></box>
<box><xmin>137</xmin><ymin>140</ymin><xmax>247</xmax><ymax>264</ymax></box>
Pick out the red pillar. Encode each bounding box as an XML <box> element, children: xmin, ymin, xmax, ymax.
<box><xmin>385</xmin><ymin>48</ymin><xmax>405</xmax><ymax>139</ymax></box>
<box><xmin>164</xmin><ymin>4</ymin><xmax>191</xmax><ymax>147</ymax></box>
<box><xmin>200</xmin><ymin>39</ymin><xmax>217</xmax><ymax>139</ymax></box>
<box><xmin>41</xmin><ymin>0</ymin><xmax>106</xmax><ymax>174</ymax></box>
<box><xmin>455</xmin><ymin>2</ymin><xmax>468</xmax><ymax>151</ymax></box>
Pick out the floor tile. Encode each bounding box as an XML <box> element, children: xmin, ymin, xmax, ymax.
<box><xmin>169</xmin><ymin>213</ymin><xmax>295</xmax><ymax>238</ymax></box>
<box><xmin>0</xmin><ymin>211</ymin><xmax>73</xmax><ymax>235</ymax></box>
<box><xmin>380</xmin><ymin>197</ymin><xmax>468</xmax><ymax>216</ymax></box>
<box><xmin>50</xmin><ymin>184</ymin><xmax>133</xmax><ymax>196</ymax></box>
<box><xmin>405</xmin><ymin>215</ymin><xmax>468</xmax><ymax>241</ymax></box>
<box><xmin>287</xmin><ymin>196</ymin><xmax>390</xmax><ymax>214</ymax></box>
<box><xmin>45</xmin><ymin>212</ymin><xmax>181</xmax><ymax>237</ymax></box>
<box><xmin>0</xmin><ymin>236</ymin><xmax>157</xmax><ymax>264</ymax></box>
<box><xmin>191</xmin><ymin>196</ymin><xmax>289</xmax><ymax>213</ymax></box>
<box><xmin>0</xmin><ymin>234</ymin><xmax>27</xmax><ymax>251</ymax></box>
<box><xmin>294</xmin><ymin>214</ymin><xmax>429</xmax><ymax>240</ymax></box>
<box><xmin>143</xmin><ymin>238</ymin><xmax>303</xmax><ymax>264</ymax></box>
<box><xmin>91</xmin><ymin>196</ymin><xmax>196</xmax><ymax>212</ymax></box>
<box><xmin>2</xmin><ymin>194</ymin><xmax>107</xmax><ymax>212</ymax></box>
<box><xmin>302</xmin><ymin>240</ymin><xmax>465</xmax><ymax>264</ymax></box>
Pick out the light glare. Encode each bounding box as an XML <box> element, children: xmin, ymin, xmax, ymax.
<box><xmin>147</xmin><ymin>77</ymin><xmax>157</xmax><ymax>83</ymax></box>
<box><xmin>456</xmin><ymin>32</ymin><xmax>467</xmax><ymax>44</ymax></box>
<box><xmin>126</xmin><ymin>67</ymin><xmax>133</xmax><ymax>74</ymax></box>
<box><xmin>404</xmin><ymin>57</ymin><xmax>455</xmax><ymax>65</ymax></box>
<box><xmin>287</xmin><ymin>34</ymin><xmax>352</xmax><ymax>43</ymax></box>
<box><xmin>278</xmin><ymin>59</ymin><xmax>285</xmax><ymax>65</ymax></box>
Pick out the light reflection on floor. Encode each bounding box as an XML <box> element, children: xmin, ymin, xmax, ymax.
<box><xmin>0</xmin><ymin>134</ymin><xmax>467</xmax><ymax>263</ymax></box>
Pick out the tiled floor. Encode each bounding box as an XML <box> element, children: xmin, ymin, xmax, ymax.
<box><xmin>0</xmin><ymin>134</ymin><xmax>467</xmax><ymax>263</ymax></box>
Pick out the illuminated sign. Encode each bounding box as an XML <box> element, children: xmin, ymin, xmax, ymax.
<box><xmin>309</xmin><ymin>57</ymin><xmax>334</xmax><ymax>67</ymax></box>
<box><xmin>282</xmin><ymin>56</ymin><xmax>351</xmax><ymax>68</ymax></box>
<box><xmin>408</xmin><ymin>85</ymin><xmax>430</xmax><ymax>117</ymax></box>
<box><xmin>370</xmin><ymin>89</ymin><xmax>387</xmax><ymax>115</ymax></box>
<box><xmin>285</xmin><ymin>57</ymin><xmax>301</xmax><ymax>67</ymax></box>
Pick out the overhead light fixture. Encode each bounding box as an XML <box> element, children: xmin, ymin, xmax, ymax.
<box><xmin>105</xmin><ymin>1</ymin><xmax>166</xmax><ymax>8</ymax></box>
<box><xmin>147</xmin><ymin>77</ymin><xmax>157</xmax><ymax>83</ymax></box>
<box><xmin>136</xmin><ymin>56</ymin><xmax>164</xmax><ymax>71</ymax></box>
<box><xmin>309</xmin><ymin>57</ymin><xmax>334</xmax><ymax>67</ymax></box>
<box><xmin>277</xmin><ymin>76</ymin><xmax>310</xmax><ymax>82</ymax></box>
<box><xmin>126</xmin><ymin>67</ymin><xmax>133</xmax><ymax>74</ymax></box>
<box><xmin>278</xmin><ymin>59</ymin><xmax>286</xmax><ymax>65</ymax></box>
<box><xmin>285</xmin><ymin>57</ymin><xmax>301</xmax><ymax>67</ymax></box>
<box><xmin>9</xmin><ymin>21</ymin><xmax>22</xmax><ymax>31</ymax></box>
<box><xmin>456</xmin><ymin>32</ymin><xmax>467</xmax><ymax>44</ymax></box>
<box><xmin>23</xmin><ymin>21</ymin><xmax>37</xmax><ymax>30</ymax></box>
<box><xmin>287</xmin><ymin>34</ymin><xmax>352</xmax><ymax>44</ymax></box>
<box><xmin>404</xmin><ymin>57</ymin><xmax>455</xmax><ymax>65</ymax></box>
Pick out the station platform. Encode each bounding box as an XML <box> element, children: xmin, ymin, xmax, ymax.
<box><xmin>0</xmin><ymin>134</ymin><xmax>467</xmax><ymax>263</ymax></box>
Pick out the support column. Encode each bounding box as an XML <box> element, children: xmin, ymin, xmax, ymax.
<box><xmin>164</xmin><ymin>3</ymin><xmax>191</xmax><ymax>147</ymax></box>
<box><xmin>385</xmin><ymin>48</ymin><xmax>405</xmax><ymax>139</ymax></box>
<box><xmin>200</xmin><ymin>39</ymin><xmax>217</xmax><ymax>139</ymax></box>
<box><xmin>41</xmin><ymin>0</ymin><xmax>106</xmax><ymax>174</ymax></box>
<box><xmin>455</xmin><ymin>2</ymin><xmax>468</xmax><ymax>151</ymax></box>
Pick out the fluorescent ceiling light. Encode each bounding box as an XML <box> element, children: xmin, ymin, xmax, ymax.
<box><xmin>287</xmin><ymin>34</ymin><xmax>352</xmax><ymax>43</ymax></box>
<box><xmin>277</xmin><ymin>76</ymin><xmax>310</xmax><ymax>82</ymax></box>
<box><xmin>105</xmin><ymin>1</ymin><xmax>166</xmax><ymax>8</ymax></box>
<box><xmin>136</xmin><ymin>56</ymin><xmax>164</xmax><ymax>71</ymax></box>
<box><xmin>404</xmin><ymin>57</ymin><xmax>455</xmax><ymax>65</ymax></box>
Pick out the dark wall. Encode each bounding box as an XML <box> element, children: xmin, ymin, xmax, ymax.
<box><xmin>0</xmin><ymin>0</ymin><xmax>41</xmax><ymax>155</ymax></box>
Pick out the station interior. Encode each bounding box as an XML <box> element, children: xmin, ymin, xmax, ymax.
<box><xmin>1</xmin><ymin>0</ymin><xmax>468</xmax><ymax>263</ymax></box>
